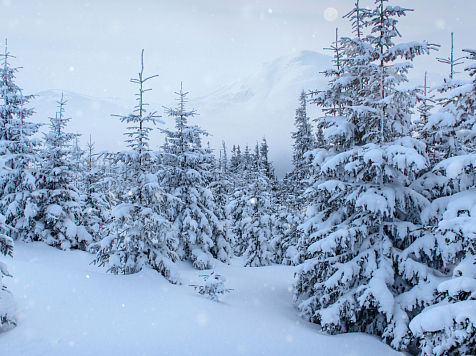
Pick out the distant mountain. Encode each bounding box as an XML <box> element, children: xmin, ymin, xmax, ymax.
<box><xmin>27</xmin><ymin>50</ymin><xmax>333</xmax><ymax>177</ymax></box>
<box><xmin>28</xmin><ymin>89</ymin><xmax>164</xmax><ymax>153</ymax></box>
<box><xmin>189</xmin><ymin>50</ymin><xmax>332</xmax><ymax>177</ymax></box>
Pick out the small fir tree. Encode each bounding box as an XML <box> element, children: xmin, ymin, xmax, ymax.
<box><xmin>33</xmin><ymin>95</ymin><xmax>88</xmax><ymax>250</ymax></box>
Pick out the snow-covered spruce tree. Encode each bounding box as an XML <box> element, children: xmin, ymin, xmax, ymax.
<box><xmin>285</xmin><ymin>90</ymin><xmax>316</xmax><ymax>208</ymax></box>
<box><xmin>259</xmin><ymin>137</ymin><xmax>275</xmax><ymax>181</ymax></box>
<box><xmin>0</xmin><ymin>43</ymin><xmax>42</xmax><ymax>240</ymax></box>
<box><xmin>413</xmin><ymin>71</ymin><xmax>438</xmax><ymax>166</ymax></box>
<box><xmin>229</xmin><ymin>143</ymin><xmax>258</xmax><ymax>257</ymax></box>
<box><xmin>228</xmin><ymin>175</ymin><xmax>249</xmax><ymax>257</ymax></box>
<box><xmin>407</xmin><ymin>49</ymin><xmax>476</xmax><ymax>356</ymax></box>
<box><xmin>79</xmin><ymin>136</ymin><xmax>111</xmax><ymax>243</ymax></box>
<box><xmin>0</xmin><ymin>213</ymin><xmax>14</xmax><ymax>326</ymax></box>
<box><xmin>242</xmin><ymin>173</ymin><xmax>274</xmax><ymax>267</ymax></box>
<box><xmin>207</xmin><ymin>142</ymin><xmax>234</xmax><ymax>264</ymax></box>
<box><xmin>190</xmin><ymin>271</ymin><xmax>233</xmax><ymax>302</ymax></box>
<box><xmin>418</xmin><ymin>33</ymin><xmax>471</xmax><ymax>164</ymax></box>
<box><xmin>32</xmin><ymin>95</ymin><xmax>89</xmax><ymax>250</ymax></box>
<box><xmin>229</xmin><ymin>144</ymin><xmax>242</xmax><ymax>177</ymax></box>
<box><xmin>92</xmin><ymin>51</ymin><xmax>180</xmax><ymax>283</ymax></box>
<box><xmin>158</xmin><ymin>83</ymin><xmax>224</xmax><ymax>270</ymax></box>
<box><xmin>270</xmin><ymin>204</ymin><xmax>301</xmax><ymax>265</ymax></box>
<box><xmin>69</xmin><ymin>134</ymin><xmax>85</xmax><ymax>191</ymax></box>
<box><xmin>409</xmin><ymin>184</ymin><xmax>476</xmax><ymax>356</ymax></box>
<box><xmin>228</xmin><ymin>154</ymin><xmax>274</xmax><ymax>267</ymax></box>
<box><xmin>293</xmin><ymin>1</ymin><xmax>439</xmax><ymax>350</ymax></box>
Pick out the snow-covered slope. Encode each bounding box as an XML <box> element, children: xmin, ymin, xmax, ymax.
<box><xmin>0</xmin><ymin>242</ymin><xmax>401</xmax><ymax>356</ymax></box>
<box><xmin>189</xmin><ymin>50</ymin><xmax>331</xmax><ymax>177</ymax></box>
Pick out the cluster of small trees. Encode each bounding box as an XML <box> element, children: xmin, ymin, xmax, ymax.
<box><xmin>0</xmin><ymin>45</ymin><xmax>299</xmax><ymax>326</ymax></box>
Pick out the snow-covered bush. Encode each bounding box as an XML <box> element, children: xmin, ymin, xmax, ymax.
<box><xmin>190</xmin><ymin>271</ymin><xmax>232</xmax><ymax>302</ymax></box>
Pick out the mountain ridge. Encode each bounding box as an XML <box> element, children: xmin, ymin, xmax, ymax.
<box><xmin>27</xmin><ymin>50</ymin><xmax>334</xmax><ymax>177</ymax></box>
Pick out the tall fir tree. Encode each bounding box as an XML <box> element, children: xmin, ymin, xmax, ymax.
<box><xmin>158</xmin><ymin>83</ymin><xmax>227</xmax><ymax>269</ymax></box>
<box><xmin>407</xmin><ymin>48</ymin><xmax>476</xmax><ymax>356</ymax></box>
<box><xmin>293</xmin><ymin>1</ymin><xmax>438</xmax><ymax>350</ymax></box>
<box><xmin>92</xmin><ymin>51</ymin><xmax>180</xmax><ymax>283</ymax></box>
<box><xmin>419</xmin><ymin>32</ymin><xmax>470</xmax><ymax>163</ymax></box>
<box><xmin>285</xmin><ymin>90</ymin><xmax>316</xmax><ymax>207</ymax></box>
<box><xmin>33</xmin><ymin>95</ymin><xmax>88</xmax><ymax>250</ymax></box>
<box><xmin>0</xmin><ymin>42</ymin><xmax>42</xmax><ymax>240</ymax></box>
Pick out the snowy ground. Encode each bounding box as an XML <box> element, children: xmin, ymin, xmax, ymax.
<box><xmin>1</xmin><ymin>242</ymin><xmax>402</xmax><ymax>356</ymax></box>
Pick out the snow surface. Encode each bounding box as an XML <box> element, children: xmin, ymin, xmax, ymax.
<box><xmin>0</xmin><ymin>242</ymin><xmax>402</xmax><ymax>356</ymax></box>
<box><xmin>410</xmin><ymin>300</ymin><xmax>476</xmax><ymax>334</ymax></box>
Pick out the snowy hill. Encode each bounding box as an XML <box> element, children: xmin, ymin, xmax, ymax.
<box><xmin>0</xmin><ymin>242</ymin><xmax>402</xmax><ymax>356</ymax></box>
<box><xmin>27</xmin><ymin>51</ymin><xmax>333</xmax><ymax>176</ymax></box>
<box><xmin>28</xmin><ymin>89</ymin><xmax>164</xmax><ymax>153</ymax></box>
<box><xmin>189</xmin><ymin>50</ymin><xmax>331</xmax><ymax>177</ymax></box>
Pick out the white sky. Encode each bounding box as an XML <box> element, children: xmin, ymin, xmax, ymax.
<box><xmin>2</xmin><ymin>0</ymin><xmax>476</xmax><ymax>177</ymax></box>
<box><xmin>3</xmin><ymin>0</ymin><xmax>475</xmax><ymax>102</ymax></box>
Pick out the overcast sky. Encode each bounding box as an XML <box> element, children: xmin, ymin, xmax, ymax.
<box><xmin>2</xmin><ymin>0</ymin><xmax>476</xmax><ymax>178</ymax></box>
<box><xmin>3</xmin><ymin>0</ymin><xmax>475</xmax><ymax>103</ymax></box>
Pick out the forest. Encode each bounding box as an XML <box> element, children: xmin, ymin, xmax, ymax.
<box><xmin>1</xmin><ymin>1</ymin><xmax>476</xmax><ymax>355</ymax></box>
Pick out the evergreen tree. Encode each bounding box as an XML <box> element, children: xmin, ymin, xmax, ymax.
<box><xmin>241</xmin><ymin>173</ymin><xmax>274</xmax><ymax>267</ymax></box>
<box><xmin>229</xmin><ymin>144</ymin><xmax>242</xmax><ymax>176</ymax></box>
<box><xmin>414</xmin><ymin>71</ymin><xmax>437</xmax><ymax>165</ymax></box>
<box><xmin>0</xmin><ymin>213</ymin><xmax>14</xmax><ymax>326</ymax></box>
<box><xmin>270</xmin><ymin>205</ymin><xmax>301</xmax><ymax>265</ymax></box>
<box><xmin>0</xmin><ymin>42</ymin><xmax>42</xmax><ymax>240</ymax></box>
<box><xmin>407</xmin><ymin>48</ymin><xmax>476</xmax><ymax>356</ymax></box>
<box><xmin>70</xmin><ymin>133</ymin><xmax>85</xmax><ymax>191</ymax></box>
<box><xmin>158</xmin><ymin>83</ymin><xmax>226</xmax><ymax>269</ymax></box>
<box><xmin>259</xmin><ymin>137</ymin><xmax>275</xmax><ymax>181</ymax></box>
<box><xmin>293</xmin><ymin>1</ymin><xmax>437</xmax><ymax>350</ymax></box>
<box><xmin>286</xmin><ymin>90</ymin><xmax>316</xmax><ymax>207</ymax></box>
<box><xmin>92</xmin><ymin>51</ymin><xmax>179</xmax><ymax>283</ymax></box>
<box><xmin>80</xmin><ymin>136</ymin><xmax>111</xmax><ymax>243</ymax></box>
<box><xmin>32</xmin><ymin>95</ymin><xmax>88</xmax><ymax>250</ymax></box>
<box><xmin>228</xmin><ymin>144</ymin><xmax>274</xmax><ymax>266</ymax></box>
<box><xmin>419</xmin><ymin>33</ymin><xmax>470</xmax><ymax>163</ymax></box>
<box><xmin>207</xmin><ymin>142</ymin><xmax>234</xmax><ymax>264</ymax></box>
